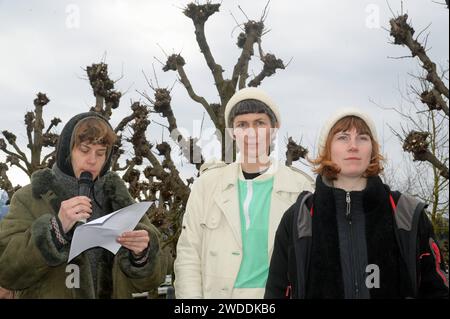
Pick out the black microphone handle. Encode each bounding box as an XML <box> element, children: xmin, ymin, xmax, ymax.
<box><xmin>78</xmin><ymin>183</ymin><xmax>92</xmax><ymax>223</ymax></box>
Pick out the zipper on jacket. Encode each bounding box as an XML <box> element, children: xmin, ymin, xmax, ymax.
<box><xmin>346</xmin><ymin>192</ymin><xmax>351</xmax><ymax>221</ymax></box>
<box><xmin>346</xmin><ymin>192</ymin><xmax>360</xmax><ymax>298</ymax></box>
<box><xmin>243</xmin><ymin>180</ymin><xmax>253</xmax><ymax>230</ymax></box>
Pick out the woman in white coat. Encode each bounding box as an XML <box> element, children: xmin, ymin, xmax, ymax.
<box><xmin>174</xmin><ymin>88</ymin><xmax>314</xmax><ymax>299</ymax></box>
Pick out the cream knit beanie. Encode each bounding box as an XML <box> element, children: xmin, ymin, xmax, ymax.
<box><xmin>318</xmin><ymin>107</ymin><xmax>378</xmax><ymax>155</ymax></box>
<box><xmin>224</xmin><ymin>87</ymin><xmax>281</xmax><ymax>128</ymax></box>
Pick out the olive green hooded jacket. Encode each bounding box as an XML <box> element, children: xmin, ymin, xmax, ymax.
<box><xmin>0</xmin><ymin>112</ymin><xmax>165</xmax><ymax>298</ymax></box>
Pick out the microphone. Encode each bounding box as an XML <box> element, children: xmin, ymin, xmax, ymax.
<box><xmin>78</xmin><ymin>171</ymin><xmax>93</xmax><ymax>223</ymax></box>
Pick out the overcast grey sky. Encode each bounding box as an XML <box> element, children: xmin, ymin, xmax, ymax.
<box><xmin>0</xmin><ymin>0</ymin><xmax>449</xmax><ymax>187</ymax></box>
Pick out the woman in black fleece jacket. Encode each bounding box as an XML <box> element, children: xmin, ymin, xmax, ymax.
<box><xmin>265</xmin><ymin>108</ymin><xmax>448</xmax><ymax>299</ymax></box>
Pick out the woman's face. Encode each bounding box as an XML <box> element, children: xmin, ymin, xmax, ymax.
<box><xmin>330</xmin><ymin>127</ymin><xmax>372</xmax><ymax>179</ymax></box>
<box><xmin>232</xmin><ymin>113</ymin><xmax>277</xmax><ymax>162</ymax></box>
<box><xmin>71</xmin><ymin>143</ymin><xmax>107</xmax><ymax>179</ymax></box>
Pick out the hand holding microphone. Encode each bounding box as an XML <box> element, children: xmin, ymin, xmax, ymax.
<box><xmin>57</xmin><ymin>172</ymin><xmax>93</xmax><ymax>233</ymax></box>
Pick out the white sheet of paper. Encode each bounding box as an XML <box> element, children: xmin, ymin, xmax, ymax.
<box><xmin>68</xmin><ymin>201</ymin><xmax>152</xmax><ymax>262</ymax></box>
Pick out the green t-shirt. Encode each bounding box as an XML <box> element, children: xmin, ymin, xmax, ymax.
<box><xmin>234</xmin><ymin>176</ymin><xmax>274</xmax><ymax>288</ymax></box>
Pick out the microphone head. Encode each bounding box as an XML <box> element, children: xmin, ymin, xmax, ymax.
<box><xmin>79</xmin><ymin>171</ymin><xmax>93</xmax><ymax>184</ymax></box>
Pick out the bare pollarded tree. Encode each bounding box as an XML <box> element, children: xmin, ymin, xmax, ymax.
<box><xmin>0</xmin><ymin>2</ymin><xmax>309</xmax><ymax>264</ymax></box>
<box><xmin>386</xmin><ymin>3</ymin><xmax>449</xmax><ymax>264</ymax></box>
<box><xmin>158</xmin><ymin>1</ymin><xmax>289</xmax><ymax>162</ymax></box>
<box><xmin>389</xmin><ymin>9</ymin><xmax>449</xmax><ymax>180</ymax></box>
<box><xmin>0</xmin><ymin>93</ymin><xmax>61</xmax><ymax>198</ymax></box>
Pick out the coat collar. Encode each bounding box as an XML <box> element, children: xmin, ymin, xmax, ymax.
<box><xmin>315</xmin><ymin>174</ymin><xmax>389</xmax><ymax>213</ymax></box>
<box><xmin>308</xmin><ymin>174</ymin><xmax>406</xmax><ymax>298</ymax></box>
<box><xmin>30</xmin><ymin>168</ymin><xmax>134</xmax><ymax>214</ymax></box>
<box><xmin>220</xmin><ymin>161</ymin><xmax>303</xmax><ymax>194</ymax></box>
<box><xmin>216</xmin><ymin>161</ymin><xmax>300</xmax><ymax>252</ymax></box>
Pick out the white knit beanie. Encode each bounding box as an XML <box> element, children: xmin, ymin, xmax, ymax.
<box><xmin>224</xmin><ymin>87</ymin><xmax>281</xmax><ymax>128</ymax></box>
<box><xmin>318</xmin><ymin>107</ymin><xmax>378</xmax><ymax>155</ymax></box>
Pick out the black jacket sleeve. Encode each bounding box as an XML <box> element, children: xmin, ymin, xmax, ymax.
<box><xmin>265</xmin><ymin>202</ymin><xmax>297</xmax><ymax>299</ymax></box>
<box><xmin>416</xmin><ymin>212</ymin><xmax>449</xmax><ymax>299</ymax></box>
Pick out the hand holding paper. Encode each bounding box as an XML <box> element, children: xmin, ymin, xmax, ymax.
<box><xmin>68</xmin><ymin>201</ymin><xmax>152</xmax><ymax>262</ymax></box>
<box><xmin>117</xmin><ymin>230</ymin><xmax>150</xmax><ymax>256</ymax></box>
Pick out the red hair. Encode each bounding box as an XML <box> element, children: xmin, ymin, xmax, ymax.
<box><xmin>311</xmin><ymin>116</ymin><xmax>384</xmax><ymax>180</ymax></box>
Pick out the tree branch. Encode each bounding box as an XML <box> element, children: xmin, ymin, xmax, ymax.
<box><xmin>248</xmin><ymin>53</ymin><xmax>285</xmax><ymax>87</ymax></box>
<box><xmin>7</xmin><ymin>156</ymin><xmax>30</xmax><ymax>177</ymax></box>
<box><xmin>24</xmin><ymin>112</ymin><xmax>34</xmax><ymax>152</ymax></box>
<box><xmin>124</xmin><ymin>103</ymin><xmax>192</xmax><ymax>207</ymax></box>
<box><xmin>45</xmin><ymin>118</ymin><xmax>62</xmax><ymax>134</ymax></box>
<box><xmin>161</xmin><ymin>53</ymin><xmax>218</xmax><ymax>126</ymax></box>
<box><xmin>0</xmin><ymin>163</ymin><xmax>21</xmax><ymax>199</ymax></box>
<box><xmin>41</xmin><ymin>150</ymin><xmax>56</xmax><ymax>167</ymax></box>
<box><xmin>390</xmin><ymin>14</ymin><xmax>449</xmax><ymax>99</ymax></box>
<box><xmin>176</xmin><ymin>64</ymin><xmax>218</xmax><ymax>125</ymax></box>
<box><xmin>0</xmin><ymin>133</ymin><xmax>28</xmax><ymax>163</ymax></box>
<box><xmin>285</xmin><ymin>137</ymin><xmax>309</xmax><ymax>166</ymax></box>
<box><xmin>403</xmin><ymin>131</ymin><xmax>449</xmax><ymax>179</ymax></box>
<box><xmin>30</xmin><ymin>93</ymin><xmax>50</xmax><ymax>173</ymax></box>
<box><xmin>115</xmin><ymin>113</ymin><xmax>137</xmax><ymax>134</ymax></box>
<box><xmin>151</xmin><ymin>89</ymin><xmax>205</xmax><ymax>167</ymax></box>
<box><xmin>184</xmin><ymin>3</ymin><xmax>225</xmax><ymax>101</ymax></box>
<box><xmin>231</xmin><ymin>20</ymin><xmax>264</xmax><ymax>89</ymax></box>
<box><xmin>86</xmin><ymin>63</ymin><xmax>120</xmax><ymax>120</ymax></box>
<box><xmin>420</xmin><ymin>88</ymin><xmax>449</xmax><ymax>116</ymax></box>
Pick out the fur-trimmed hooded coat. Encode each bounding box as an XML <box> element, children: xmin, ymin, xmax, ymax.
<box><xmin>0</xmin><ymin>111</ymin><xmax>168</xmax><ymax>299</ymax></box>
<box><xmin>0</xmin><ymin>167</ymin><xmax>164</xmax><ymax>298</ymax></box>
